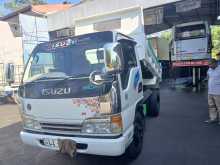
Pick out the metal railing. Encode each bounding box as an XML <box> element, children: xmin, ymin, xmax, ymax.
<box><xmin>0</xmin><ymin>63</ymin><xmax>5</xmax><ymax>87</ymax></box>
<box><xmin>0</xmin><ymin>64</ymin><xmax>24</xmax><ymax>87</ymax></box>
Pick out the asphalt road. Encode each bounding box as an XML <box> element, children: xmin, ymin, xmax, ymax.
<box><xmin>0</xmin><ymin>87</ymin><xmax>220</xmax><ymax>165</ymax></box>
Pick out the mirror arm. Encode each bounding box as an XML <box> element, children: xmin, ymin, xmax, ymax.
<box><xmin>106</xmin><ymin>69</ymin><xmax>122</xmax><ymax>75</ymax></box>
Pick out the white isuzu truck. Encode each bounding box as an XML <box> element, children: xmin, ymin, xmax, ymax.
<box><xmin>17</xmin><ymin>7</ymin><xmax>162</xmax><ymax>159</ymax></box>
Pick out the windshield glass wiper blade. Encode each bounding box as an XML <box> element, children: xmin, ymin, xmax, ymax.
<box><xmin>52</xmin><ymin>74</ymin><xmax>89</xmax><ymax>87</ymax></box>
<box><xmin>24</xmin><ymin>72</ymin><xmax>68</xmax><ymax>83</ymax></box>
<box><xmin>25</xmin><ymin>77</ymin><xmax>66</xmax><ymax>84</ymax></box>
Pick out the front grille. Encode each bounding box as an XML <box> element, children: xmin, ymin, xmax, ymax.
<box><xmin>40</xmin><ymin>122</ymin><xmax>82</xmax><ymax>134</ymax></box>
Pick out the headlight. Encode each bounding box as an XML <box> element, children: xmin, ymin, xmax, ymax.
<box><xmin>81</xmin><ymin>114</ymin><xmax>122</xmax><ymax>134</ymax></box>
<box><xmin>22</xmin><ymin>115</ymin><xmax>41</xmax><ymax>130</ymax></box>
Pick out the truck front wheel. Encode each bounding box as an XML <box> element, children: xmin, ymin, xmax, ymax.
<box><xmin>125</xmin><ymin>111</ymin><xmax>144</xmax><ymax>159</ymax></box>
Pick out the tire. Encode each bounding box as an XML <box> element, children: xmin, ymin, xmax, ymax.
<box><xmin>125</xmin><ymin>111</ymin><xmax>145</xmax><ymax>159</ymax></box>
<box><xmin>147</xmin><ymin>89</ymin><xmax>160</xmax><ymax>117</ymax></box>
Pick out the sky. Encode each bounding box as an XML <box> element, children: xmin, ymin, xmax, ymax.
<box><xmin>0</xmin><ymin>0</ymin><xmax>81</xmax><ymax>15</ymax></box>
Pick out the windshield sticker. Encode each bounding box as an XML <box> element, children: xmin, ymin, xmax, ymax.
<box><xmin>50</xmin><ymin>37</ymin><xmax>91</xmax><ymax>50</ymax></box>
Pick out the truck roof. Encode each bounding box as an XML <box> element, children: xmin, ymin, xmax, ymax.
<box><xmin>37</xmin><ymin>31</ymin><xmax>135</xmax><ymax>46</ymax></box>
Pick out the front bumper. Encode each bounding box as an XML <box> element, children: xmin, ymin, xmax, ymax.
<box><xmin>20</xmin><ymin>126</ymin><xmax>133</xmax><ymax>156</ymax></box>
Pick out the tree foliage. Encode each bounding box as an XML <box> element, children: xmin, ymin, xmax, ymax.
<box><xmin>211</xmin><ymin>26</ymin><xmax>220</xmax><ymax>58</ymax></box>
<box><xmin>62</xmin><ymin>0</ymin><xmax>72</xmax><ymax>4</ymax></box>
<box><xmin>161</xmin><ymin>30</ymin><xmax>172</xmax><ymax>42</ymax></box>
<box><xmin>4</xmin><ymin>0</ymin><xmax>46</xmax><ymax>11</ymax></box>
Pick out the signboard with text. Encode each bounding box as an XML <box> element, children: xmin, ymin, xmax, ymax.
<box><xmin>176</xmin><ymin>0</ymin><xmax>201</xmax><ymax>13</ymax></box>
<box><xmin>172</xmin><ymin>60</ymin><xmax>209</xmax><ymax>68</ymax></box>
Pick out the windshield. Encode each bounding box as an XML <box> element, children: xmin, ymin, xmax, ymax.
<box><xmin>23</xmin><ymin>32</ymin><xmax>113</xmax><ymax>83</ymax></box>
<box><xmin>175</xmin><ymin>24</ymin><xmax>206</xmax><ymax>41</ymax></box>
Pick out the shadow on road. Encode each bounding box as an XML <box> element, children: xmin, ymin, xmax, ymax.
<box><xmin>0</xmin><ymin>122</ymin><xmax>134</xmax><ymax>165</ymax></box>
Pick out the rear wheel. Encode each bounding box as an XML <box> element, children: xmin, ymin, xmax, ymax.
<box><xmin>125</xmin><ymin>111</ymin><xmax>145</xmax><ymax>159</ymax></box>
<box><xmin>147</xmin><ymin>89</ymin><xmax>160</xmax><ymax>117</ymax></box>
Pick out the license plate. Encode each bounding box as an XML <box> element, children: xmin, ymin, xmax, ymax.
<box><xmin>42</xmin><ymin>138</ymin><xmax>59</xmax><ymax>148</ymax></box>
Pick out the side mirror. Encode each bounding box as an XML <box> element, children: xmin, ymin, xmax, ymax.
<box><xmin>89</xmin><ymin>71</ymin><xmax>114</xmax><ymax>86</ymax></box>
<box><xmin>5</xmin><ymin>63</ymin><xmax>15</xmax><ymax>84</ymax></box>
<box><xmin>104</xmin><ymin>43</ymin><xmax>122</xmax><ymax>73</ymax></box>
<box><xmin>89</xmin><ymin>43</ymin><xmax>122</xmax><ymax>86</ymax></box>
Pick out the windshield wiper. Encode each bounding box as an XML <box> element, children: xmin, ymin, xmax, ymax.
<box><xmin>25</xmin><ymin>76</ymin><xmax>66</xmax><ymax>84</ymax></box>
<box><xmin>52</xmin><ymin>74</ymin><xmax>89</xmax><ymax>87</ymax></box>
<box><xmin>25</xmin><ymin>72</ymin><xmax>69</xmax><ymax>83</ymax></box>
